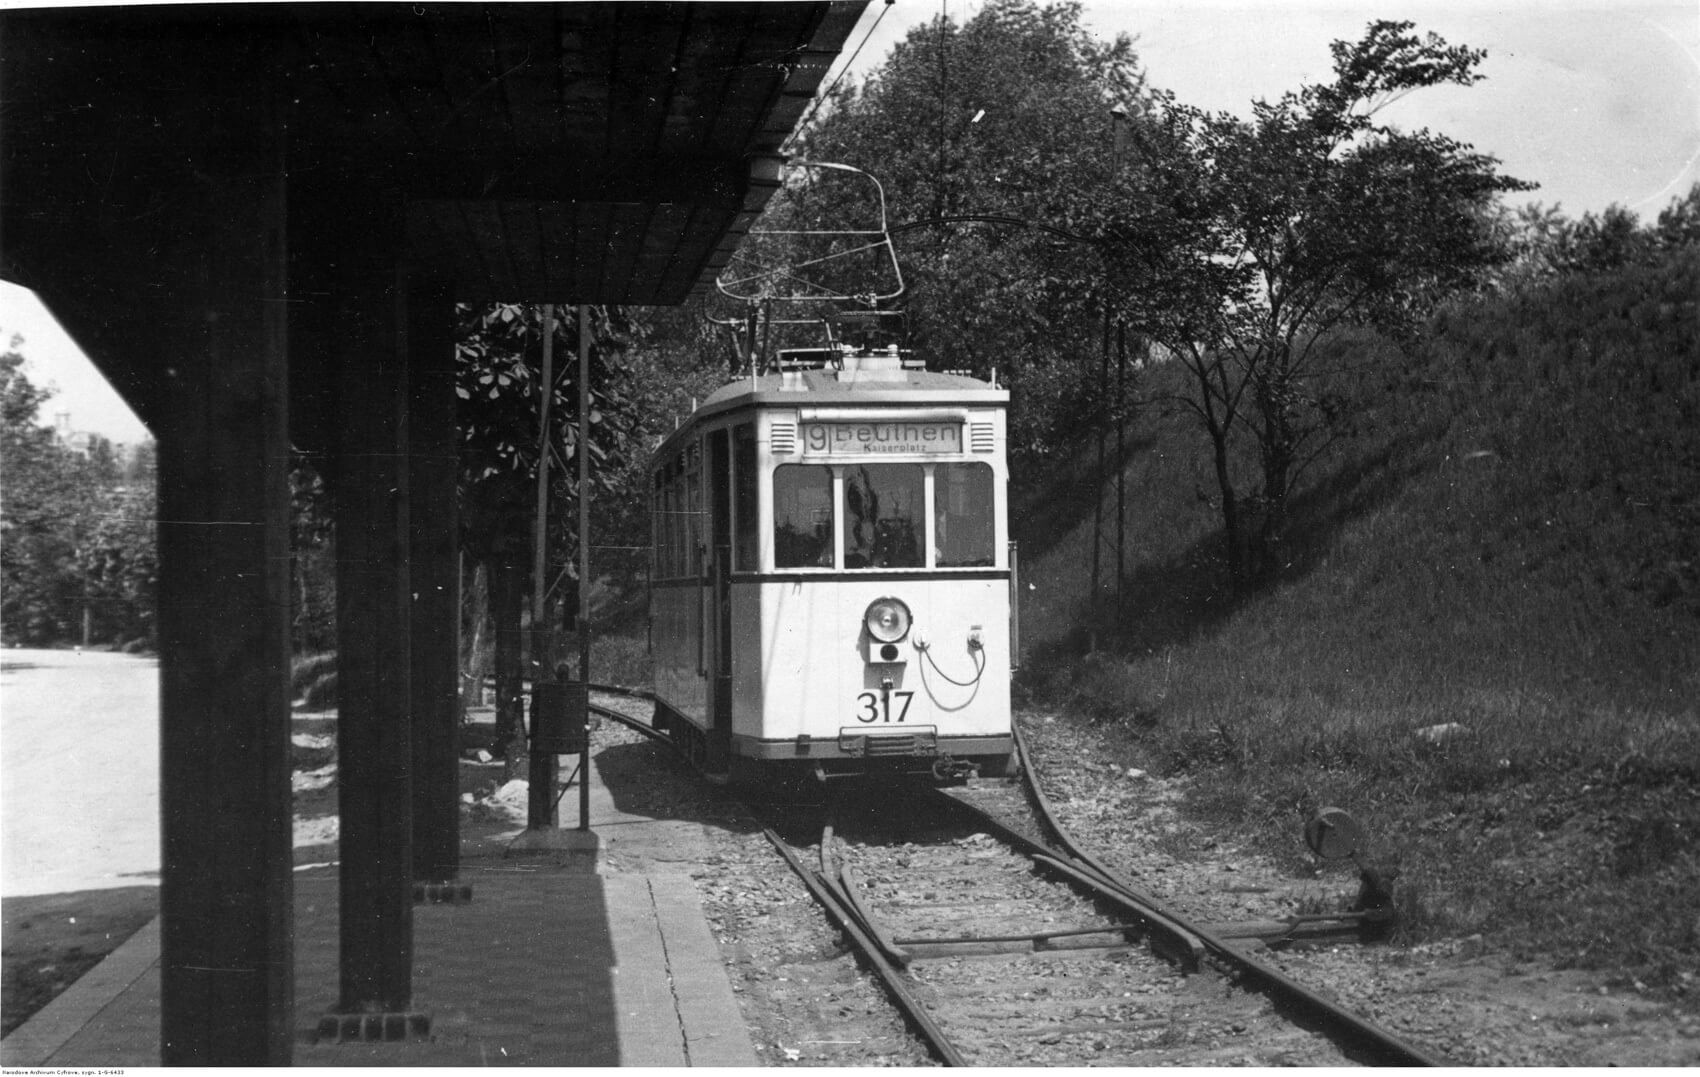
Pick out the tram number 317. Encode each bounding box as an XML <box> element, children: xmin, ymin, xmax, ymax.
<box><xmin>854</xmin><ymin>690</ymin><xmax>915</xmax><ymax>723</ymax></box>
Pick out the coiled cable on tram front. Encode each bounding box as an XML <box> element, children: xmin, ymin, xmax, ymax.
<box><xmin>916</xmin><ymin>637</ymin><xmax>986</xmax><ymax>688</ymax></box>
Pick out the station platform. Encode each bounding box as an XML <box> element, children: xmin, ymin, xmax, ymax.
<box><xmin>1</xmin><ymin>747</ymin><xmax>757</xmax><ymax>1068</ymax></box>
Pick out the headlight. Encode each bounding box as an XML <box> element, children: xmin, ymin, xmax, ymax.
<box><xmin>864</xmin><ymin>597</ymin><xmax>912</xmax><ymax>644</ymax></box>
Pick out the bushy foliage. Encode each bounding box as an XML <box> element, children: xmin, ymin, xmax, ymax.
<box><xmin>598</xmin><ymin>298</ymin><xmax>731</xmax><ymax>579</ymax></box>
<box><xmin>75</xmin><ymin>467</ymin><xmax>157</xmax><ymax>646</ymax></box>
<box><xmin>456</xmin><ymin>303</ymin><xmax>643</xmax><ymax>565</ymax></box>
<box><xmin>1423</xmin><ymin>237</ymin><xmax>1700</xmax><ymax>618</ymax></box>
<box><xmin>1487</xmin><ymin>184</ymin><xmax>1700</xmax><ymax>290</ymax></box>
<box><xmin>777</xmin><ymin>0</ymin><xmax>1149</xmax><ymax>459</ymax></box>
<box><xmin>455</xmin><ymin>300</ymin><xmax>724</xmax><ymax>617</ymax></box>
<box><xmin>289</xmin><ymin>453</ymin><xmax>335</xmax><ymax>654</ymax></box>
<box><xmin>1</xmin><ymin>341</ymin><xmax>156</xmax><ymax>648</ymax></box>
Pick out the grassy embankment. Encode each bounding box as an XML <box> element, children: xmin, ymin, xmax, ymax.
<box><xmin>1013</xmin><ymin>248</ymin><xmax>1699</xmax><ymax>991</ymax></box>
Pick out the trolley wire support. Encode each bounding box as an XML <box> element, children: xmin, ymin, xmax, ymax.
<box><xmin>711</xmin><ymin>160</ymin><xmax>909</xmax><ymax>378</ymax></box>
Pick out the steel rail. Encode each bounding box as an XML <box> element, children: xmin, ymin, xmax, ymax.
<box><xmin>583</xmin><ymin>683</ymin><xmax>1440</xmax><ymax>1065</ymax></box>
<box><xmin>586</xmin><ymin>699</ymin><xmax>669</xmax><ymax>745</ymax></box>
<box><xmin>587</xmin><ymin>690</ymin><xmax>957</xmax><ymax>1060</ymax></box>
<box><xmin>1006</xmin><ymin>721</ymin><xmax>1446</xmax><ymax>1068</ymax></box>
<box><xmin>818</xmin><ymin>822</ymin><xmax>914</xmax><ymax>967</ymax></box>
<box><xmin>836</xmin><ymin>858</ymin><xmax>914</xmax><ymax>968</ymax></box>
<box><xmin>587</xmin><ymin>681</ymin><xmax>655</xmax><ymax>701</ymax></box>
<box><xmin>764</xmin><ymin>828</ymin><xmax>966</xmax><ymax>1067</ymax></box>
<box><xmin>921</xmin><ymin>786</ymin><xmax>1207</xmax><ymax>968</ymax></box>
<box><xmin>893</xmin><ymin>923</ymin><xmax>1136</xmax><ymax>947</ymax></box>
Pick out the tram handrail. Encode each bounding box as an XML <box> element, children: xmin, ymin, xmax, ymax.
<box><xmin>1009</xmin><ymin>541</ymin><xmax>1021</xmax><ymax>672</ymax></box>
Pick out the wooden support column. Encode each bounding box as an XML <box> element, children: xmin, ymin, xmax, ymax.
<box><xmin>408</xmin><ymin>279</ymin><xmax>463</xmax><ymax>891</ymax></box>
<box><xmin>155</xmin><ymin>93</ymin><xmax>294</xmax><ymax>1064</ymax></box>
<box><xmin>331</xmin><ymin>194</ymin><xmax>417</xmax><ymax>1019</ymax></box>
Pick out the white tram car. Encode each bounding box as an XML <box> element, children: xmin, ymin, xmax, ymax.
<box><xmin>648</xmin><ymin>325</ymin><xmax>1016</xmax><ymax>782</ymax></box>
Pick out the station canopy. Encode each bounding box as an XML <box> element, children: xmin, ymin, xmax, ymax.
<box><xmin>0</xmin><ymin>2</ymin><xmax>864</xmax><ymax>435</ymax></box>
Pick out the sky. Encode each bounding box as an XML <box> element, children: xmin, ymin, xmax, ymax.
<box><xmin>2</xmin><ymin>0</ymin><xmax>1695</xmax><ymax>442</ymax></box>
<box><xmin>1</xmin><ymin>284</ymin><xmax>153</xmax><ymax>446</ymax></box>
<box><xmin>835</xmin><ymin>0</ymin><xmax>1700</xmax><ymax>216</ymax></box>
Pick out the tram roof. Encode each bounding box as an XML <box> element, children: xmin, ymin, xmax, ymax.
<box><xmin>706</xmin><ymin>367</ymin><xmax>1003</xmax><ymax>404</ymax></box>
<box><xmin>654</xmin><ymin>367</ymin><xmax>1008</xmax><ymax>460</ymax></box>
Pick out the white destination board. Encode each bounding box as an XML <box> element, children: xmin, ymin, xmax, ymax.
<box><xmin>801</xmin><ymin>421</ymin><xmax>962</xmax><ymax>455</ymax></box>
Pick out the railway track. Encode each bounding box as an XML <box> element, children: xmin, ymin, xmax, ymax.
<box><xmin>583</xmin><ymin>684</ymin><xmax>1441</xmax><ymax>1066</ymax></box>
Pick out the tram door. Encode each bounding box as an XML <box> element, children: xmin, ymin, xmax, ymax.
<box><xmin>706</xmin><ymin>429</ymin><xmax>733</xmax><ymax>772</ymax></box>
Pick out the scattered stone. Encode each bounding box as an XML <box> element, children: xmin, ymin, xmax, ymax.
<box><xmin>1414</xmin><ymin>722</ymin><xmax>1469</xmax><ymax>744</ymax></box>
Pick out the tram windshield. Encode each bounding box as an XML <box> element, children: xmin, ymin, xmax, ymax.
<box><xmin>844</xmin><ymin>464</ymin><xmax>924</xmax><ymax>569</ymax></box>
<box><xmin>772</xmin><ymin>461</ymin><xmax>995</xmax><ymax>570</ymax></box>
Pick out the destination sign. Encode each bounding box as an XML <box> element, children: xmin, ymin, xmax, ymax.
<box><xmin>801</xmin><ymin>421</ymin><xmax>962</xmax><ymax>455</ymax></box>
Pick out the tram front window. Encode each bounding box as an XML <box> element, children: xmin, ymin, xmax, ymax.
<box><xmin>774</xmin><ymin>464</ymin><xmax>834</xmax><ymax>568</ymax></box>
<box><xmin>844</xmin><ymin>463</ymin><xmax>923</xmax><ymax>569</ymax></box>
<box><xmin>935</xmin><ymin>462</ymin><xmax>996</xmax><ymax>567</ymax></box>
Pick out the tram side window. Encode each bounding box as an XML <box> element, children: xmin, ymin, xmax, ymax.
<box><xmin>675</xmin><ymin>477</ymin><xmax>690</xmax><ymax>577</ymax></box>
<box><xmin>843</xmin><ymin>463</ymin><xmax>924</xmax><ymax>569</ymax></box>
<box><xmin>773</xmin><ymin>465</ymin><xmax>833</xmax><ymax>568</ymax></box>
<box><xmin>662</xmin><ymin>469</ymin><xmax>679</xmax><ymax>578</ymax></box>
<box><xmin>935</xmin><ymin>462</ymin><xmax>996</xmax><ymax>567</ymax></box>
<box><xmin>684</xmin><ymin>453</ymin><xmax>701</xmax><ymax>576</ymax></box>
<box><xmin>655</xmin><ymin>454</ymin><xmax>698</xmax><ymax>579</ymax></box>
<box><xmin>733</xmin><ymin>424</ymin><xmax>758</xmax><ymax>571</ymax></box>
<box><xmin>652</xmin><ymin>473</ymin><xmax>666</xmax><ymax>575</ymax></box>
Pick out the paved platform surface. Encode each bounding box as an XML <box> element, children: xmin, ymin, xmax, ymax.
<box><xmin>1</xmin><ymin>749</ymin><xmax>755</xmax><ymax>1067</ymax></box>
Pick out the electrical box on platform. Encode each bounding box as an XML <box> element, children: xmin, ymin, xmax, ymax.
<box><xmin>530</xmin><ymin>681</ymin><xmax>588</xmax><ymax>755</ymax></box>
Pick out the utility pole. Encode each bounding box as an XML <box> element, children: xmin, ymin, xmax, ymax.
<box><xmin>1091</xmin><ymin>276</ymin><xmax>1109</xmax><ymax>652</ymax></box>
<box><xmin>527</xmin><ymin>305</ymin><xmax>557</xmax><ymax>829</ymax></box>
<box><xmin>575</xmin><ymin>302</ymin><xmax>592</xmax><ymax>832</ymax></box>
<box><xmin>515</xmin><ymin>304</ymin><xmax>593</xmax><ymax>846</ymax></box>
<box><xmin>1090</xmin><ymin>108</ymin><xmax>1132</xmax><ymax>646</ymax></box>
<box><xmin>1110</xmin><ymin>110</ymin><xmax>1134</xmax><ymax>624</ymax></box>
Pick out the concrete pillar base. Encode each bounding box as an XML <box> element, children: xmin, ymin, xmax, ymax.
<box><xmin>313</xmin><ymin>1012</ymin><xmax>431</xmax><ymax>1044</ymax></box>
<box><xmin>411</xmin><ymin>882</ymin><xmax>474</xmax><ymax>905</ymax></box>
<box><xmin>504</xmin><ymin>828</ymin><xmax>601</xmax><ymax>865</ymax></box>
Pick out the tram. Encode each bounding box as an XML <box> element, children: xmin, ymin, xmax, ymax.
<box><xmin>647</xmin><ymin>310</ymin><xmax>1017</xmax><ymax>782</ymax></box>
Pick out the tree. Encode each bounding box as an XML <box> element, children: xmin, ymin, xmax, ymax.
<box><xmin>777</xmin><ymin>0</ymin><xmax>1151</xmax><ymax>458</ymax></box>
<box><xmin>2</xmin><ymin>338</ymin><xmax>157</xmax><ymax>646</ymax></box>
<box><xmin>1</xmin><ymin>340</ymin><xmax>78</xmax><ymax>643</ymax></box>
<box><xmin>1106</xmin><ymin>21</ymin><xmax>1532</xmax><ymax>586</ymax></box>
<box><xmin>76</xmin><ymin>450</ymin><xmax>157</xmax><ymax>647</ymax></box>
<box><xmin>597</xmin><ymin>299</ymin><xmax>727</xmax><ymax>578</ymax></box>
<box><xmin>289</xmin><ymin>451</ymin><xmax>336</xmax><ymax>655</ymax></box>
<box><xmin>1653</xmin><ymin>183</ymin><xmax>1700</xmax><ymax>251</ymax></box>
<box><xmin>1490</xmin><ymin>182</ymin><xmax>1700</xmax><ymax>288</ymax></box>
<box><xmin>455</xmin><ymin>303</ymin><xmax>645</xmax><ymax>762</ymax></box>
